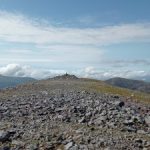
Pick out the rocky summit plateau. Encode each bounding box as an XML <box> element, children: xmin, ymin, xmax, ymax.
<box><xmin>0</xmin><ymin>74</ymin><xmax>150</xmax><ymax>150</ymax></box>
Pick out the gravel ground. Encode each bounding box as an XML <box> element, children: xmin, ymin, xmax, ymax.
<box><xmin>0</xmin><ymin>78</ymin><xmax>150</xmax><ymax>150</ymax></box>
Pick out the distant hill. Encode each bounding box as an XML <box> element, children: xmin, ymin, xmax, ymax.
<box><xmin>0</xmin><ymin>75</ymin><xmax>36</xmax><ymax>89</ymax></box>
<box><xmin>135</xmin><ymin>76</ymin><xmax>150</xmax><ymax>83</ymax></box>
<box><xmin>105</xmin><ymin>77</ymin><xmax>150</xmax><ymax>94</ymax></box>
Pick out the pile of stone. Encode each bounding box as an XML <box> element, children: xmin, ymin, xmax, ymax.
<box><xmin>0</xmin><ymin>89</ymin><xmax>150</xmax><ymax>149</ymax></box>
<box><xmin>50</xmin><ymin>73</ymin><xmax>79</xmax><ymax>80</ymax></box>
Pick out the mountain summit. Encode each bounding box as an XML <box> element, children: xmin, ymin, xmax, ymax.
<box><xmin>51</xmin><ymin>73</ymin><xmax>78</xmax><ymax>80</ymax></box>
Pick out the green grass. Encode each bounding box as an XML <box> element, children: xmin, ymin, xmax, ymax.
<box><xmin>78</xmin><ymin>80</ymin><xmax>150</xmax><ymax>104</ymax></box>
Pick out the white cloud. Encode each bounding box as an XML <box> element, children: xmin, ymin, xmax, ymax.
<box><xmin>0</xmin><ymin>64</ymin><xmax>66</xmax><ymax>79</ymax></box>
<box><xmin>81</xmin><ymin>66</ymin><xmax>150</xmax><ymax>80</ymax></box>
<box><xmin>0</xmin><ymin>11</ymin><xmax>150</xmax><ymax>46</ymax></box>
<box><xmin>84</xmin><ymin>66</ymin><xmax>95</xmax><ymax>74</ymax></box>
<box><xmin>0</xmin><ymin>46</ymin><xmax>103</xmax><ymax>66</ymax></box>
<box><xmin>0</xmin><ymin>11</ymin><xmax>150</xmax><ymax>67</ymax></box>
<box><xmin>0</xmin><ymin>64</ymin><xmax>149</xmax><ymax>81</ymax></box>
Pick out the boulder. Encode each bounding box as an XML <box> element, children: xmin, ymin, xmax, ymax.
<box><xmin>0</xmin><ymin>131</ymin><xmax>11</xmax><ymax>142</ymax></box>
<box><xmin>145</xmin><ymin>116</ymin><xmax>150</xmax><ymax>126</ymax></box>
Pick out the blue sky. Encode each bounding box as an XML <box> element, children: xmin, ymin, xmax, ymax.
<box><xmin>0</xmin><ymin>0</ymin><xmax>150</xmax><ymax>80</ymax></box>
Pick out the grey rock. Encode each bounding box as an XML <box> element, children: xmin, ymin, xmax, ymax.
<box><xmin>11</xmin><ymin>140</ymin><xmax>25</xmax><ymax>147</ymax></box>
<box><xmin>65</xmin><ymin>142</ymin><xmax>74</xmax><ymax>150</ymax></box>
<box><xmin>137</xmin><ymin>130</ymin><xmax>147</xmax><ymax>134</ymax></box>
<box><xmin>134</xmin><ymin>138</ymin><xmax>143</xmax><ymax>144</ymax></box>
<box><xmin>26</xmin><ymin>143</ymin><xmax>38</xmax><ymax>150</ymax></box>
<box><xmin>70</xmin><ymin>145</ymin><xmax>78</xmax><ymax>150</ymax></box>
<box><xmin>143</xmin><ymin>148</ymin><xmax>148</xmax><ymax>150</ymax></box>
<box><xmin>144</xmin><ymin>141</ymin><xmax>150</xmax><ymax>147</ymax></box>
<box><xmin>122</xmin><ymin>126</ymin><xmax>137</xmax><ymax>132</ymax></box>
<box><xmin>115</xmin><ymin>101</ymin><xmax>125</xmax><ymax>107</ymax></box>
<box><xmin>0</xmin><ymin>131</ymin><xmax>11</xmax><ymax>142</ymax></box>
<box><xmin>94</xmin><ymin>116</ymin><xmax>107</xmax><ymax>125</ymax></box>
<box><xmin>1</xmin><ymin>146</ymin><xmax>11</xmax><ymax>150</ymax></box>
<box><xmin>78</xmin><ymin>117</ymin><xmax>86</xmax><ymax>123</ymax></box>
<box><xmin>145</xmin><ymin>116</ymin><xmax>150</xmax><ymax>126</ymax></box>
<box><xmin>123</xmin><ymin>119</ymin><xmax>134</xmax><ymax>126</ymax></box>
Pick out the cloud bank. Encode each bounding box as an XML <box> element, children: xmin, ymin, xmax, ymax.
<box><xmin>0</xmin><ymin>64</ymin><xmax>149</xmax><ymax>81</ymax></box>
<box><xmin>0</xmin><ymin>64</ymin><xmax>65</xmax><ymax>79</ymax></box>
<box><xmin>0</xmin><ymin>11</ymin><xmax>150</xmax><ymax>46</ymax></box>
<box><xmin>82</xmin><ymin>66</ymin><xmax>150</xmax><ymax>80</ymax></box>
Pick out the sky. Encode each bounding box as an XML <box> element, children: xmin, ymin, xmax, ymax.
<box><xmin>0</xmin><ymin>0</ymin><xmax>150</xmax><ymax>80</ymax></box>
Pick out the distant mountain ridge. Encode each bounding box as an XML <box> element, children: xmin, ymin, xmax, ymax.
<box><xmin>105</xmin><ymin>77</ymin><xmax>150</xmax><ymax>94</ymax></box>
<box><xmin>0</xmin><ymin>75</ymin><xmax>36</xmax><ymax>89</ymax></box>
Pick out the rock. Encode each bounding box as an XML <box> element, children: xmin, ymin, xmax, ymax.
<box><xmin>112</xmin><ymin>95</ymin><xmax>120</xmax><ymax>99</ymax></box>
<box><xmin>75</xmin><ymin>129</ymin><xmax>83</xmax><ymax>134</ymax></box>
<box><xmin>132</xmin><ymin>116</ymin><xmax>145</xmax><ymax>124</ymax></box>
<box><xmin>70</xmin><ymin>144</ymin><xmax>78</xmax><ymax>150</ymax></box>
<box><xmin>85</xmin><ymin>112</ymin><xmax>92</xmax><ymax>118</ymax></box>
<box><xmin>0</xmin><ymin>106</ymin><xmax>8</xmax><ymax>112</ymax></box>
<box><xmin>26</xmin><ymin>143</ymin><xmax>39</xmax><ymax>150</ymax></box>
<box><xmin>55</xmin><ymin>107</ymin><xmax>66</xmax><ymax>112</ymax></box>
<box><xmin>11</xmin><ymin>140</ymin><xmax>25</xmax><ymax>147</ymax></box>
<box><xmin>40</xmin><ymin>90</ymin><xmax>48</xmax><ymax>95</ymax></box>
<box><xmin>134</xmin><ymin>138</ymin><xmax>143</xmax><ymax>144</ymax></box>
<box><xmin>137</xmin><ymin>130</ymin><xmax>147</xmax><ymax>134</ymax></box>
<box><xmin>45</xmin><ymin>142</ymin><xmax>55</xmax><ymax>150</ymax></box>
<box><xmin>79</xmin><ymin>144</ymin><xmax>89</xmax><ymax>149</ymax></box>
<box><xmin>145</xmin><ymin>116</ymin><xmax>150</xmax><ymax>126</ymax></box>
<box><xmin>65</xmin><ymin>142</ymin><xmax>74</xmax><ymax>150</ymax></box>
<box><xmin>94</xmin><ymin>116</ymin><xmax>107</xmax><ymax>125</ymax></box>
<box><xmin>78</xmin><ymin>117</ymin><xmax>86</xmax><ymax>123</ymax></box>
<box><xmin>121</xmin><ymin>126</ymin><xmax>137</xmax><ymax>132</ymax></box>
<box><xmin>0</xmin><ymin>131</ymin><xmax>11</xmax><ymax>142</ymax></box>
<box><xmin>56</xmin><ymin>134</ymin><xmax>64</xmax><ymax>143</ymax></box>
<box><xmin>115</xmin><ymin>101</ymin><xmax>125</xmax><ymax>107</ymax></box>
<box><xmin>123</xmin><ymin>119</ymin><xmax>134</xmax><ymax>126</ymax></box>
<box><xmin>104</xmin><ymin>147</ymin><xmax>111</xmax><ymax>150</ymax></box>
<box><xmin>144</xmin><ymin>141</ymin><xmax>150</xmax><ymax>147</ymax></box>
<box><xmin>1</xmin><ymin>146</ymin><xmax>11</xmax><ymax>150</ymax></box>
<box><xmin>143</xmin><ymin>148</ymin><xmax>148</xmax><ymax>150</ymax></box>
<box><xmin>107</xmin><ymin>122</ymin><xmax>117</xmax><ymax>128</ymax></box>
